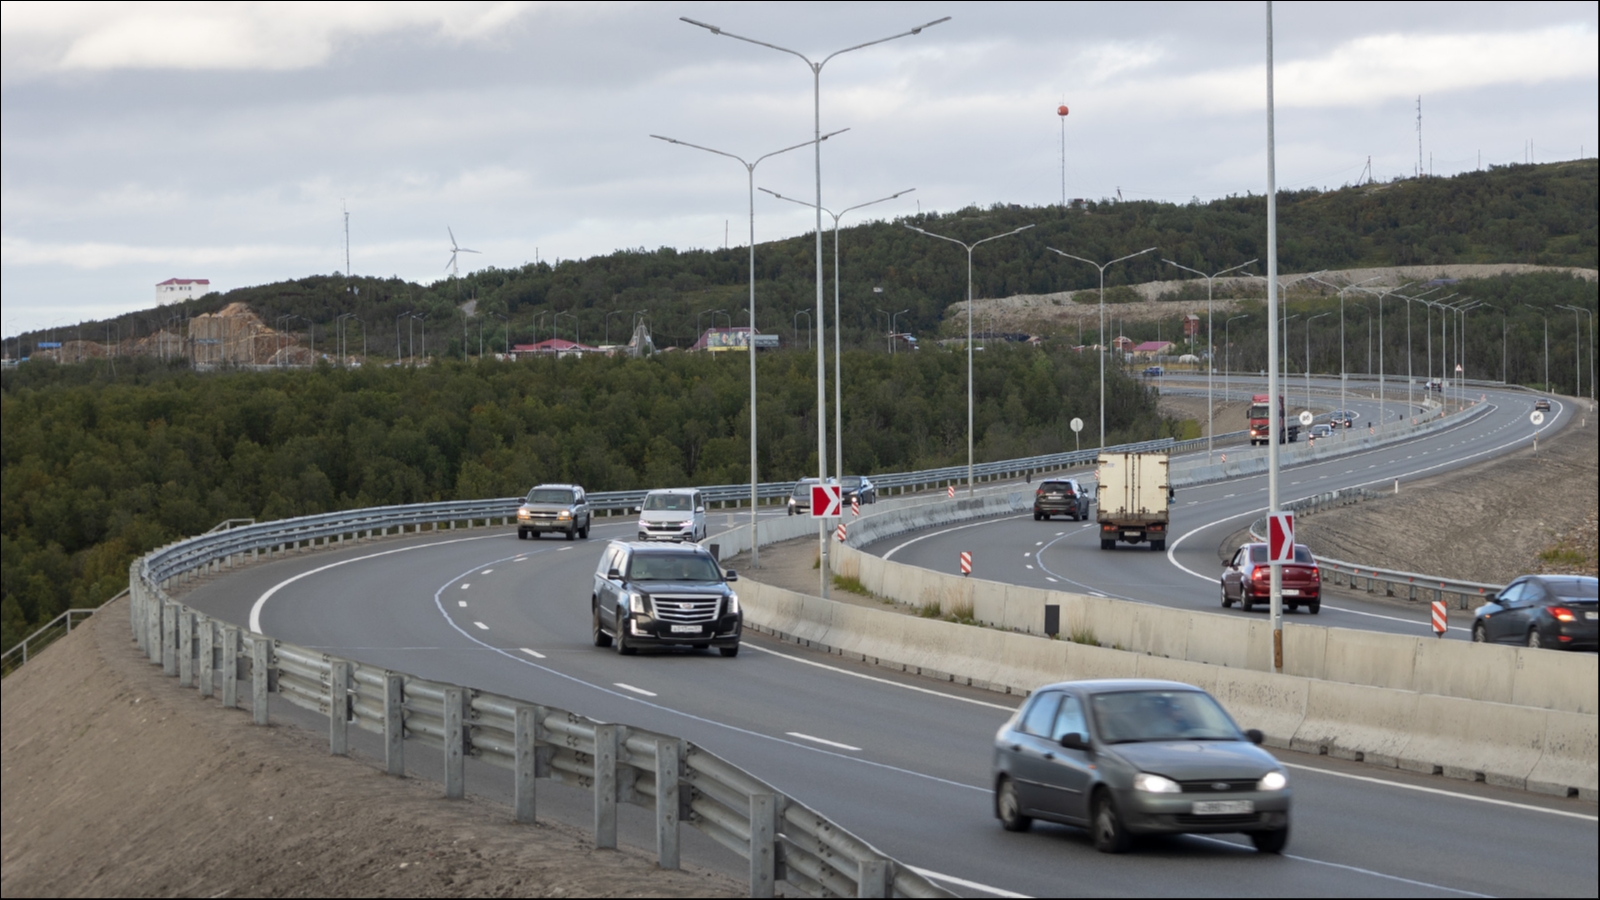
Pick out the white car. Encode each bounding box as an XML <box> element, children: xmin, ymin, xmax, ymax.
<box><xmin>636</xmin><ymin>488</ymin><xmax>707</xmax><ymax>542</ymax></box>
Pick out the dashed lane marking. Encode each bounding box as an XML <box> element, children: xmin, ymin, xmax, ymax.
<box><xmin>519</xmin><ymin>648</ymin><xmax>546</xmax><ymax>659</ymax></box>
<box><xmin>473</xmin><ymin>621</ymin><xmax>489</xmax><ymax>631</ymax></box>
<box><xmin>786</xmin><ymin>732</ymin><xmax>862</xmax><ymax>752</ymax></box>
<box><xmin>615</xmin><ymin>683</ymin><xmax>657</xmax><ymax>698</ymax></box>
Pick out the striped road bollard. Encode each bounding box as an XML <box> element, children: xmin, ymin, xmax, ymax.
<box><xmin>851</xmin><ymin>495</ymin><xmax>860</xmax><ymax>517</ymax></box>
<box><xmin>1431</xmin><ymin>599</ymin><xmax>1448</xmax><ymax>638</ymax></box>
<box><xmin>947</xmin><ymin>485</ymin><xmax>955</xmax><ymax>499</ymax></box>
<box><xmin>835</xmin><ymin>522</ymin><xmax>847</xmax><ymax>542</ymax></box>
<box><xmin>960</xmin><ymin>551</ymin><xmax>972</xmax><ymax>576</ymax></box>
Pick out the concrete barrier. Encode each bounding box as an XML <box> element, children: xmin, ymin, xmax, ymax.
<box><xmin>1398</xmin><ymin>693</ymin><xmax>1547</xmax><ymax>790</ymax></box>
<box><xmin>1291</xmin><ymin>681</ymin><xmax>1418</xmax><ymax>767</ymax></box>
<box><xmin>1513</xmin><ymin>648</ymin><xmax>1600</xmax><ymax>716</ymax></box>
<box><xmin>1530</xmin><ymin>710</ymin><xmax>1600</xmax><ymax>800</ymax></box>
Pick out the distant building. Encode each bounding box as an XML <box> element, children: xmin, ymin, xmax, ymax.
<box><xmin>156</xmin><ymin>278</ymin><xmax>211</xmax><ymax>305</ymax></box>
<box><xmin>1131</xmin><ymin>340</ymin><xmax>1174</xmax><ymax>358</ymax></box>
<box><xmin>512</xmin><ymin>338</ymin><xmax>600</xmax><ymax>358</ymax></box>
<box><xmin>692</xmin><ymin>327</ymin><xmax>777</xmax><ymax>352</ymax></box>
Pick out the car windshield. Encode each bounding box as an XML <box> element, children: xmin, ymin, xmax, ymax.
<box><xmin>526</xmin><ymin>489</ymin><xmax>576</xmax><ymax>504</ymax></box>
<box><xmin>839</xmin><ymin>476</ymin><xmax>862</xmax><ymax>489</ymax></box>
<box><xmin>629</xmin><ymin>554</ymin><xmax>722</xmax><ymax>581</ymax></box>
<box><xmin>1091</xmin><ymin>690</ymin><xmax>1242</xmax><ymax>743</ymax></box>
<box><xmin>1547</xmin><ymin>578</ymin><xmax>1599</xmax><ymax>600</ymax></box>
<box><xmin>1248</xmin><ymin>404</ymin><xmax>1271</xmax><ymax>419</ymax></box>
<box><xmin>1248</xmin><ymin>545</ymin><xmax>1314</xmax><ymax>564</ymax></box>
<box><xmin>643</xmin><ymin>493</ymin><xmax>694</xmax><ymax>511</ymax></box>
<box><xmin>791</xmin><ymin>481</ymin><xmax>817</xmax><ymax>498</ymax></box>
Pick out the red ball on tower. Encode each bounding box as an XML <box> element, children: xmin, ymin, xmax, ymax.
<box><xmin>1057</xmin><ymin>105</ymin><xmax>1069</xmax><ymax>117</ymax></box>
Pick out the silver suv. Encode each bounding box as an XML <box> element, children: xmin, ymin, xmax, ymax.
<box><xmin>591</xmin><ymin>541</ymin><xmax>741</xmax><ymax>656</ymax></box>
<box><xmin>517</xmin><ymin>484</ymin><xmax>592</xmax><ymax>540</ymax></box>
<box><xmin>636</xmin><ymin>488</ymin><xmax>707</xmax><ymax>542</ymax></box>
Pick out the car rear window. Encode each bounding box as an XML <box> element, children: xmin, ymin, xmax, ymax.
<box><xmin>1247</xmin><ymin>545</ymin><xmax>1314</xmax><ymax>564</ymax></box>
<box><xmin>1041</xmin><ymin>482</ymin><xmax>1072</xmax><ymax>493</ymax></box>
<box><xmin>1547</xmin><ymin>579</ymin><xmax>1599</xmax><ymax>600</ymax></box>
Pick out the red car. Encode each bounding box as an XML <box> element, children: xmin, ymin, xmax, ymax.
<box><xmin>1220</xmin><ymin>542</ymin><xmax>1321</xmax><ymax>614</ymax></box>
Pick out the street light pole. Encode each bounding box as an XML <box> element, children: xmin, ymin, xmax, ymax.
<box><xmin>1163</xmin><ymin>258</ymin><xmax>1257</xmax><ymax>460</ymax></box>
<box><xmin>1047</xmin><ymin>246</ymin><xmax>1158</xmax><ymax>450</ymax></box>
<box><xmin>1308</xmin><ymin>275</ymin><xmax>1381</xmax><ymax>436</ymax></box>
<box><xmin>652</xmin><ymin>131</ymin><xmax>834</xmax><ymax>570</ymax></box>
<box><xmin>1225</xmin><ymin>314</ymin><xmax>1248</xmax><ymax>412</ymax></box>
<box><xmin>682</xmin><ymin>14</ymin><xmax>949</xmax><ymax>593</ymax></box>
<box><xmin>891</xmin><ymin>308</ymin><xmax>911</xmax><ymax>354</ymax></box>
<box><xmin>1305</xmin><ymin>312</ymin><xmax>1330</xmax><ymax>412</ymax></box>
<box><xmin>908</xmin><ymin>223</ymin><xmax>1035</xmax><ymax>494</ymax></box>
<box><xmin>761</xmin><ymin>186</ymin><xmax>914</xmax><ymax>486</ymax></box>
<box><xmin>1558</xmin><ymin>305</ymin><xmax>1594</xmax><ymax>400</ymax></box>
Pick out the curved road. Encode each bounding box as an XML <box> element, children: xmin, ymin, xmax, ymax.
<box><xmin>178</xmin><ymin>381</ymin><xmax>1595</xmax><ymax>898</ymax></box>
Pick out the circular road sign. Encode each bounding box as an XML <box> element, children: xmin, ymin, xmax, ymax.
<box><xmin>1530</xmin><ymin>410</ymin><xmax>1545</xmax><ymax>426</ymax></box>
<box><xmin>1070</xmin><ymin>417</ymin><xmax>1084</xmax><ymax>433</ymax></box>
<box><xmin>1298</xmin><ymin>410</ymin><xmax>1314</xmax><ymax>427</ymax></box>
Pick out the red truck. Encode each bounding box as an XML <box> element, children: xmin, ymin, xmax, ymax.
<box><xmin>1248</xmin><ymin>394</ymin><xmax>1298</xmax><ymax>446</ymax></box>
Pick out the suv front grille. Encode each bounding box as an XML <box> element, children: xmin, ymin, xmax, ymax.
<box><xmin>650</xmin><ymin>595</ymin><xmax>721</xmax><ymax>623</ymax></box>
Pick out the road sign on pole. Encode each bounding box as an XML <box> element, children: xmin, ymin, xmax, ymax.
<box><xmin>959</xmin><ymin>551</ymin><xmax>972</xmax><ymax>576</ymax></box>
<box><xmin>1298</xmin><ymin>410</ymin><xmax>1313</xmax><ymax>427</ymax></box>
<box><xmin>1431</xmin><ymin>600</ymin><xmax>1447</xmax><ymax>637</ymax></box>
<box><xmin>1268</xmin><ymin>512</ymin><xmax>1295</xmax><ymax>563</ymax></box>
<box><xmin>810</xmin><ymin>484</ymin><xmax>842</xmax><ymax>518</ymax></box>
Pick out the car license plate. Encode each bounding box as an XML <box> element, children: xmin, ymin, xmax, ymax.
<box><xmin>1282</xmin><ymin>589</ymin><xmax>1299</xmax><ymax>596</ymax></box>
<box><xmin>1192</xmin><ymin>800</ymin><xmax>1254</xmax><ymax>815</ymax></box>
<box><xmin>670</xmin><ymin>625</ymin><xmax>702</xmax><ymax>634</ymax></box>
<box><xmin>1587</xmin><ymin>612</ymin><xmax>1598</xmax><ymax>621</ymax></box>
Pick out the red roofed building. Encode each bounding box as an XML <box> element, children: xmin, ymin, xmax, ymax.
<box><xmin>1131</xmin><ymin>340</ymin><xmax>1173</xmax><ymax>357</ymax></box>
<box><xmin>156</xmin><ymin>278</ymin><xmax>211</xmax><ymax>305</ymax></box>
<box><xmin>512</xmin><ymin>338</ymin><xmax>600</xmax><ymax>358</ymax></box>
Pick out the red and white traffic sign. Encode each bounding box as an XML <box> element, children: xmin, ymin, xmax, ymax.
<box><xmin>1267</xmin><ymin>512</ymin><xmax>1295</xmax><ymax>563</ymax></box>
<box><xmin>810</xmin><ymin>484</ymin><xmax>842</xmax><ymax>518</ymax></box>
<box><xmin>947</xmin><ymin>484</ymin><xmax>956</xmax><ymax>499</ymax></box>
<box><xmin>959</xmin><ymin>551</ymin><xmax>972</xmax><ymax>575</ymax></box>
<box><xmin>1431</xmin><ymin>599</ymin><xmax>1448</xmax><ymax>636</ymax></box>
<box><xmin>851</xmin><ymin>495</ymin><xmax>860</xmax><ymax>517</ymax></box>
<box><xmin>836</xmin><ymin>522</ymin><xmax>848</xmax><ymax>542</ymax></box>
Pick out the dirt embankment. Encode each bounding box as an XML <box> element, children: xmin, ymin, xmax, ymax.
<box><xmin>0</xmin><ymin>605</ymin><xmax>741</xmax><ymax>898</ymax></box>
<box><xmin>1297</xmin><ymin>401</ymin><xmax>1599</xmax><ymax>584</ymax></box>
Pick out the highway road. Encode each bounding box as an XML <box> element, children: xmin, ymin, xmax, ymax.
<box><xmin>869</xmin><ymin>379</ymin><xmax>1577</xmax><ymax>641</ymax></box>
<box><xmin>177</xmin><ymin>385</ymin><xmax>1596</xmax><ymax>899</ymax></box>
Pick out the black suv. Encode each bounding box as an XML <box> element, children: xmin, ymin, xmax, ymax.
<box><xmin>591</xmin><ymin>541</ymin><xmax>742</xmax><ymax>656</ymax></box>
<box><xmin>1034</xmin><ymin>478</ymin><xmax>1090</xmax><ymax>521</ymax></box>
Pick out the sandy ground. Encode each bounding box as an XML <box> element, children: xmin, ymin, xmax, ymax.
<box><xmin>0</xmin><ymin>605</ymin><xmax>742</xmax><ymax>899</ymax></box>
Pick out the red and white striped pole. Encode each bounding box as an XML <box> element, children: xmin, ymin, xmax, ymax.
<box><xmin>1431</xmin><ymin>599</ymin><xmax>1447</xmax><ymax>638</ymax></box>
<box><xmin>947</xmin><ymin>484</ymin><xmax>956</xmax><ymax>499</ymax></box>
<box><xmin>960</xmin><ymin>551</ymin><xmax>972</xmax><ymax>576</ymax></box>
<box><xmin>836</xmin><ymin>522</ymin><xmax>847</xmax><ymax>542</ymax></box>
<box><xmin>851</xmin><ymin>495</ymin><xmax>860</xmax><ymax>517</ymax></box>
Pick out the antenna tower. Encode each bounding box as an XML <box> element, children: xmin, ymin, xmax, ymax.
<box><xmin>343</xmin><ymin>200</ymin><xmax>351</xmax><ymax>276</ymax></box>
<box><xmin>1057</xmin><ymin>101</ymin><xmax>1070</xmax><ymax>207</ymax></box>
<box><xmin>1415</xmin><ymin>96</ymin><xmax>1423</xmax><ymax>178</ymax></box>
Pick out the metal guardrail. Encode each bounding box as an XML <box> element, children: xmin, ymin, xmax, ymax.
<box><xmin>1249</xmin><ymin>490</ymin><xmax>1504</xmax><ymax>611</ymax></box>
<box><xmin>126</xmin><ymin>519</ymin><xmax>953</xmax><ymax>898</ymax></box>
<box><xmin>0</xmin><ymin>599</ymin><xmax>119</xmax><ymax>677</ymax></box>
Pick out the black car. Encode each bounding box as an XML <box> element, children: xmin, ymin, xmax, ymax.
<box><xmin>1472</xmin><ymin>575</ymin><xmax>1597</xmax><ymax>650</ymax></box>
<box><xmin>838</xmin><ymin>475</ymin><xmax>877</xmax><ymax>505</ymax></box>
<box><xmin>1034</xmin><ymin>478</ymin><xmax>1090</xmax><ymax>521</ymax></box>
<box><xmin>592</xmin><ymin>541</ymin><xmax>742</xmax><ymax>656</ymax></box>
<box><xmin>992</xmin><ymin>679</ymin><xmax>1292</xmax><ymax>854</ymax></box>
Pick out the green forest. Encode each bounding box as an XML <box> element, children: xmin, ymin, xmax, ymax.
<box><xmin>1</xmin><ymin>346</ymin><xmax>1163</xmax><ymax>653</ymax></box>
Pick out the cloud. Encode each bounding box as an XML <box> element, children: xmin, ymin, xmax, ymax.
<box><xmin>1</xmin><ymin>1</ymin><xmax>540</xmax><ymax>76</ymax></box>
<box><xmin>2</xmin><ymin>233</ymin><xmax>321</xmax><ymax>268</ymax></box>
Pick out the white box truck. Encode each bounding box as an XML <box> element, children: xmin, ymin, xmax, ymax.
<box><xmin>1095</xmin><ymin>451</ymin><xmax>1172</xmax><ymax>551</ymax></box>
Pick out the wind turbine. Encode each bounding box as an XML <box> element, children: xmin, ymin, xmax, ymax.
<box><xmin>446</xmin><ymin>227</ymin><xmax>480</xmax><ymax>279</ymax></box>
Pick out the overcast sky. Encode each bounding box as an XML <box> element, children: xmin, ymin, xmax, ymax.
<box><xmin>3</xmin><ymin>1</ymin><xmax>1596</xmax><ymax>339</ymax></box>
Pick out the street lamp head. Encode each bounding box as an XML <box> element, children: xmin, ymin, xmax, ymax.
<box><xmin>680</xmin><ymin>17</ymin><xmax>720</xmax><ymax>34</ymax></box>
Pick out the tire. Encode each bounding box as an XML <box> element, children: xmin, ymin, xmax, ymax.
<box><xmin>1308</xmin><ymin>599</ymin><xmax>1321</xmax><ymax>615</ymax></box>
<box><xmin>1287</xmin><ymin>603</ymin><xmax>1299</xmax><ymax>612</ymax></box>
<box><xmin>1091</xmin><ymin>791</ymin><xmax>1131</xmax><ymax>853</ymax></box>
<box><xmin>1151</xmin><ymin>540</ymin><xmax>1165</xmax><ymax>552</ymax></box>
<box><xmin>566</xmin><ymin>527</ymin><xmax>576</xmax><ymax>541</ymax></box>
<box><xmin>995</xmin><ymin>777</ymin><xmax>1032</xmax><ymax>832</ymax></box>
<box><xmin>1250</xmin><ymin>825</ymin><xmax>1290</xmax><ymax>854</ymax></box>
<box><xmin>719</xmin><ymin>644</ymin><xmax>740</xmax><ymax>658</ymax></box>
<box><xmin>1472</xmin><ymin>622</ymin><xmax>1488</xmax><ymax>643</ymax></box>
<box><xmin>1100</xmin><ymin>539</ymin><xmax>1115</xmax><ymax>550</ymax></box>
<box><xmin>1241</xmin><ymin>592</ymin><xmax>1255</xmax><ymax>613</ymax></box>
<box><xmin>1221</xmin><ymin>583</ymin><xmax>1233</xmax><ymax>608</ymax></box>
<box><xmin>580</xmin><ymin>521</ymin><xmax>590</xmax><ymax>539</ymax></box>
<box><xmin>615</xmin><ymin>620</ymin><xmax>636</xmax><ymax>655</ymax></box>
<box><xmin>531</xmin><ymin>531</ymin><xmax>541</xmax><ymax>540</ymax></box>
<box><xmin>591</xmin><ymin>606</ymin><xmax>612</xmax><ymax>648</ymax></box>
<box><xmin>1033</xmin><ymin>511</ymin><xmax>1042</xmax><ymax>521</ymax></box>
<box><xmin>1527</xmin><ymin>628</ymin><xmax>1543</xmax><ymax>650</ymax></box>
<box><xmin>517</xmin><ymin>528</ymin><xmax>527</xmax><ymax>540</ymax></box>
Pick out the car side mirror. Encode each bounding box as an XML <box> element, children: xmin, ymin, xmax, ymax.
<box><xmin>724</xmin><ymin>570</ymin><xmax>738</xmax><ymax>582</ymax></box>
<box><xmin>607</xmin><ymin>568</ymin><xmax>623</xmax><ymax>580</ymax></box>
<box><xmin>696</xmin><ymin>506</ymin><xmax>705</xmax><ymax>514</ymax></box>
<box><xmin>1484</xmin><ymin>592</ymin><xmax>1499</xmax><ymax>605</ymax></box>
<box><xmin>632</xmin><ymin>506</ymin><xmax>640</xmax><ymax>514</ymax></box>
<box><xmin>1059</xmin><ymin>732</ymin><xmax>1090</xmax><ymax>751</ymax></box>
<box><xmin>1245</xmin><ymin>728</ymin><xmax>1264</xmax><ymax>745</ymax></box>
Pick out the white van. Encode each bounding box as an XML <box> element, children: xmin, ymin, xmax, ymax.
<box><xmin>636</xmin><ymin>488</ymin><xmax>707</xmax><ymax>542</ymax></box>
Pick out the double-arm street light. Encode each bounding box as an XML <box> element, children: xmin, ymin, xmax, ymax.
<box><xmin>682</xmin><ymin>14</ymin><xmax>949</xmax><ymax>594</ymax></box>
<box><xmin>1557</xmin><ymin>304</ymin><xmax>1594</xmax><ymax>400</ymax></box>
<box><xmin>1354</xmin><ymin>282</ymin><xmax>1430</xmax><ymax>433</ymax></box>
<box><xmin>1304</xmin><ymin>313</ymin><xmax>1331</xmax><ymax>412</ymax></box>
<box><xmin>1048</xmin><ymin>246</ymin><xmax>1158</xmax><ymax>449</ymax></box>
<box><xmin>1163</xmin><ymin>257</ymin><xmax>1257</xmax><ymax>459</ymax></box>
<box><xmin>1308</xmin><ymin>275</ymin><xmax>1382</xmax><ymax>436</ymax></box>
<box><xmin>653</xmin><ymin>131</ymin><xmax>836</xmax><ymax>568</ymax></box>
<box><xmin>762</xmin><ymin>186</ymin><xmax>914</xmax><ymax>487</ymax></box>
<box><xmin>908</xmin><ymin>223</ymin><xmax>1035</xmax><ymax>494</ymax></box>
<box><xmin>1521</xmin><ymin>304</ymin><xmax>1550</xmax><ymax>392</ymax></box>
<box><xmin>1224</xmin><ymin>314</ymin><xmax>1249</xmax><ymax>410</ymax></box>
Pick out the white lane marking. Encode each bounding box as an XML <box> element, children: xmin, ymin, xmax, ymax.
<box><xmin>558</xmin><ymin>546</ymin><xmax>573</xmax><ymax>551</ymax></box>
<box><xmin>1055</xmin><ymin>532</ymin><xmax>1064</xmax><ymax>536</ymax></box>
<box><xmin>744</xmin><ymin>644</ymin><xmax>1015</xmax><ymax>711</ymax></box>
<box><xmin>458</xmin><ymin>600</ymin><xmax>468</xmax><ymax>608</ymax></box>
<box><xmin>480</xmin><ymin>569</ymin><xmax>493</xmax><ymax>574</ymax></box>
<box><xmin>248</xmin><ymin>533</ymin><xmax>512</xmax><ymax>633</ymax></box>
<box><xmin>882</xmin><ymin>514</ymin><xmax>1030</xmax><ymax>560</ymax></box>
<box><xmin>614</xmin><ymin>682</ymin><xmax>658</xmax><ymax>698</ymax></box>
<box><xmin>1089</xmin><ymin>591</ymin><xmax>1109</xmax><ymax>598</ymax></box>
<box><xmin>787</xmin><ymin>732</ymin><xmax>861</xmax><ymax>752</ymax></box>
<box><xmin>1045</xmin><ymin>577</ymin><xmax>1059</xmax><ymax>583</ymax></box>
<box><xmin>1187</xmin><ymin>835</ymin><xmax>1491</xmax><ymax>897</ymax></box>
<box><xmin>473</xmin><ymin>621</ymin><xmax>489</xmax><ymax>631</ymax></box>
<box><xmin>1282</xmin><ymin>762</ymin><xmax>1598</xmax><ymax>821</ymax></box>
<box><xmin>460</xmin><ymin>583</ymin><xmax>470</xmax><ymax>590</ymax></box>
<box><xmin>519</xmin><ymin>648</ymin><xmax>546</xmax><ymax>659</ymax></box>
<box><xmin>1024</xmin><ymin>551</ymin><xmax>1032</xmax><ymax>557</ymax></box>
<box><xmin>1224</xmin><ymin>493</ymin><xmax>1236</xmax><ymax>498</ymax></box>
<box><xmin>908</xmin><ymin>866</ymin><xmax>1030</xmax><ymax>899</ymax></box>
<box><xmin>1025</xmin><ymin>564</ymin><xmax>1035</xmax><ymax>570</ymax></box>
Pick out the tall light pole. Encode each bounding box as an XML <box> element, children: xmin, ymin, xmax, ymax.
<box><xmin>1304</xmin><ymin>312</ymin><xmax>1330</xmax><ymax>412</ymax></box>
<box><xmin>1163</xmin><ymin>257</ymin><xmax>1257</xmax><ymax>459</ymax></box>
<box><xmin>682</xmin><ymin>14</ymin><xmax>949</xmax><ymax>594</ymax></box>
<box><xmin>891</xmin><ymin>308</ymin><xmax>912</xmax><ymax>353</ymax></box>
<box><xmin>1521</xmin><ymin>304</ymin><xmax>1549</xmax><ymax>391</ymax></box>
<box><xmin>1558</xmin><ymin>304</ymin><xmax>1594</xmax><ymax>400</ymax></box>
<box><xmin>1308</xmin><ymin>275</ymin><xmax>1381</xmax><ymax>435</ymax></box>
<box><xmin>762</xmin><ymin>186</ymin><xmax>914</xmax><ymax>485</ymax></box>
<box><xmin>1047</xmin><ymin>246</ymin><xmax>1158</xmax><ymax>449</ymax></box>
<box><xmin>1354</xmin><ymin>283</ymin><xmax>1428</xmax><ymax>433</ymax></box>
<box><xmin>794</xmin><ymin>310</ymin><xmax>812</xmax><ymax>349</ymax></box>
<box><xmin>1225</xmin><ymin>314</ymin><xmax>1248</xmax><ymax>413</ymax></box>
<box><xmin>908</xmin><ymin>222</ymin><xmax>1035</xmax><ymax>493</ymax></box>
<box><xmin>1264</xmin><ymin>1</ymin><xmax>1284</xmax><ymax>674</ymax></box>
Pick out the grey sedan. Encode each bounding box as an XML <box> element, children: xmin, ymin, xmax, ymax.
<box><xmin>992</xmin><ymin>679</ymin><xmax>1292</xmax><ymax>853</ymax></box>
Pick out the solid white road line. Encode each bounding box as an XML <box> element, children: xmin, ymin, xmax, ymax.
<box><xmin>519</xmin><ymin>648</ymin><xmax>546</xmax><ymax>659</ymax></box>
<box><xmin>614</xmin><ymin>683</ymin><xmax>657</xmax><ymax>698</ymax></box>
<box><xmin>786</xmin><ymin>732</ymin><xmax>861</xmax><ymax>752</ymax></box>
<box><xmin>744</xmin><ymin>643</ymin><xmax>1015</xmax><ymax>711</ymax></box>
<box><xmin>1282</xmin><ymin>762</ymin><xmax>1598</xmax><ymax>821</ymax></box>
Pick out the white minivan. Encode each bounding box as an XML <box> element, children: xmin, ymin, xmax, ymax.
<box><xmin>636</xmin><ymin>488</ymin><xmax>707</xmax><ymax>542</ymax></box>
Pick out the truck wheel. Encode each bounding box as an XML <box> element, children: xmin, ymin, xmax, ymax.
<box><xmin>1151</xmin><ymin>540</ymin><xmax>1165</xmax><ymax>552</ymax></box>
<box><xmin>580</xmin><ymin>522</ymin><xmax>590</xmax><ymax>539</ymax></box>
<box><xmin>517</xmin><ymin>528</ymin><xmax>527</xmax><ymax>540</ymax></box>
<box><xmin>566</xmin><ymin>527</ymin><xmax>576</xmax><ymax>541</ymax></box>
<box><xmin>1100</xmin><ymin>539</ymin><xmax>1114</xmax><ymax>550</ymax></box>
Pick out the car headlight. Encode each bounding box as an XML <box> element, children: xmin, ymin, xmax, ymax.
<box><xmin>1257</xmin><ymin>771</ymin><xmax>1288</xmax><ymax>791</ymax></box>
<box><xmin>628</xmin><ymin>591</ymin><xmax>648</xmax><ymax>615</ymax></box>
<box><xmin>726</xmin><ymin>592</ymin><xmax>740</xmax><ymax>615</ymax></box>
<box><xmin>517</xmin><ymin>507</ymin><xmax>531</xmax><ymax>519</ymax></box>
<box><xmin>1133</xmin><ymin>773</ymin><xmax>1181</xmax><ymax>793</ymax></box>
<box><xmin>557</xmin><ymin>509</ymin><xmax>572</xmax><ymax>520</ymax></box>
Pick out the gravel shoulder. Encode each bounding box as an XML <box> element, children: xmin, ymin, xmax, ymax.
<box><xmin>0</xmin><ymin>602</ymin><xmax>741</xmax><ymax>899</ymax></box>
